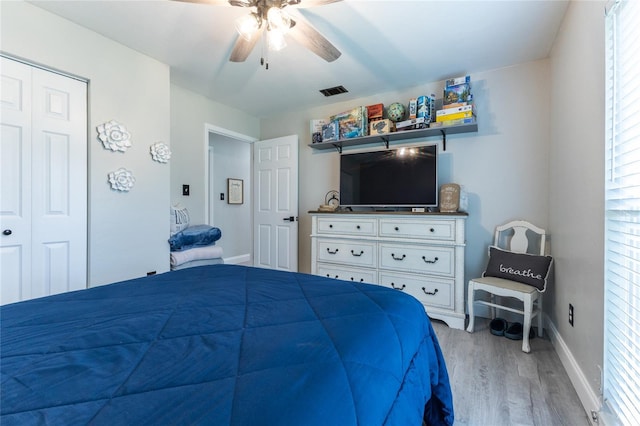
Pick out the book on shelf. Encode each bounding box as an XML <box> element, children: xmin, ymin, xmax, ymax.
<box><xmin>430</xmin><ymin>117</ymin><xmax>476</xmax><ymax>127</ymax></box>
<box><xmin>436</xmin><ymin>104</ymin><xmax>473</xmax><ymax>117</ymax></box>
<box><xmin>435</xmin><ymin>110</ymin><xmax>473</xmax><ymax>122</ymax></box>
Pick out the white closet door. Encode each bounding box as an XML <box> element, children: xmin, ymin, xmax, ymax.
<box><xmin>0</xmin><ymin>57</ymin><xmax>87</xmax><ymax>304</ymax></box>
<box><xmin>1</xmin><ymin>58</ymin><xmax>33</xmax><ymax>303</ymax></box>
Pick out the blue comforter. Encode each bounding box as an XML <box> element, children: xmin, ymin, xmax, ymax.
<box><xmin>1</xmin><ymin>265</ymin><xmax>453</xmax><ymax>425</ymax></box>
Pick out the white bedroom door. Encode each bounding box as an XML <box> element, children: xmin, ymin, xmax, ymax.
<box><xmin>253</xmin><ymin>135</ymin><xmax>299</xmax><ymax>272</ymax></box>
<box><xmin>0</xmin><ymin>57</ymin><xmax>87</xmax><ymax>304</ymax></box>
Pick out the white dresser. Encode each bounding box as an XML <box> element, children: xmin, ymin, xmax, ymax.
<box><xmin>310</xmin><ymin>212</ymin><xmax>467</xmax><ymax>329</ymax></box>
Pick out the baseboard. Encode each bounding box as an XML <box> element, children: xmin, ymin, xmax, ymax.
<box><xmin>223</xmin><ymin>254</ymin><xmax>251</xmax><ymax>265</ymax></box>
<box><xmin>545</xmin><ymin>317</ymin><xmax>601</xmax><ymax>425</ymax></box>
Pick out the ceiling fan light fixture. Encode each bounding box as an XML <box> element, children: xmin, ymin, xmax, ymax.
<box><xmin>235</xmin><ymin>13</ymin><xmax>261</xmax><ymax>40</ymax></box>
<box><xmin>229</xmin><ymin>0</ymin><xmax>254</xmax><ymax>6</ymax></box>
<box><xmin>266</xmin><ymin>7</ymin><xmax>291</xmax><ymax>33</ymax></box>
<box><xmin>267</xmin><ymin>29</ymin><xmax>287</xmax><ymax>51</ymax></box>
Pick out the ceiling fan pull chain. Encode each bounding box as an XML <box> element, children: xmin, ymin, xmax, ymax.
<box><xmin>260</xmin><ymin>29</ymin><xmax>269</xmax><ymax>70</ymax></box>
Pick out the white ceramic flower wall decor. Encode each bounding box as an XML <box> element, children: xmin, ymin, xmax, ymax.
<box><xmin>97</xmin><ymin>120</ymin><xmax>132</xmax><ymax>152</ymax></box>
<box><xmin>108</xmin><ymin>168</ymin><xmax>136</xmax><ymax>192</ymax></box>
<box><xmin>150</xmin><ymin>142</ymin><xmax>171</xmax><ymax>163</ymax></box>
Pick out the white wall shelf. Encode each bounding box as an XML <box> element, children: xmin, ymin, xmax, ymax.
<box><xmin>308</xmin><ymin>120</ymin><xmax>477</xmax><ymax>153</ymax></box>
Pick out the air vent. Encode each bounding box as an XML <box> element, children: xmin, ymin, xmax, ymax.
<box><xmin>319</xmin><ymin>85</ymin><xmax>348</xmax><ymax>97</ymax></box>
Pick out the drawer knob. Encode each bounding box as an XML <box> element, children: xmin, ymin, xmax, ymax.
<box><xmin>422</xmin><ymin>256</ymin><xmax>439</xmax><ymax>264</ymax></box>
<box><xmin>351</xmin><ymin>249</ymin><xmax>364</xmax><ymax>257</ymax></box>
<box><xmin>394</xmin><ymin>226</ymin><xmax>399</xmax><ymax>231</ymax></box>
<box><xmin>430</xmin><ymin>228</ymin><xmax>435</xmax><ymax>233</ymax></box>
<box><xmin>329</xmin><ymin>224</ymin><xmax>333</xmax><ymax>228</ymax></box>
<box><xmin>356</xmin><ymin>225</ymin><xmax>361</xmax><ymax>229</ymax></box>
<box><xmin>422</xmin><ymin>287</ymin><xmax>439</xmax><ymax>296</ymax></box>
<box><xmin>391</xmin><ymin>253</ymin><xmax>406</xmax><ymax>261</ymax></box>
<box><xmin>391</xmin><ymin>282</ymin><xmax>406</xmax><ymax>290</ymax></box>
<box><xmin>326</xmin><ymin>248</ymin><xmax>339</xmax><ymax>254</ymax></box>
<box><xmin>350</xmin><ymin>277</ymin><xmax>365</xmax><ymax>283</ymax></box>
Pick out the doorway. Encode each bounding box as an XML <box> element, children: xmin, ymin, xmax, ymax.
<box><xmin>204</xmin><ymin>126</ymin><xmax>299</xmax><ymax>270</ymax></box>
<box><xmin>205</xmin><ymin>124</ymin><xmax>255</xmax><ymax>265</ymax></box>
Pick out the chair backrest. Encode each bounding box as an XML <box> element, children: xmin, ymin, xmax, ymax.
<box><xmin>494</xmin><ymin>220</ymin><xmax>546</xmax><ymax>256</ymax></box>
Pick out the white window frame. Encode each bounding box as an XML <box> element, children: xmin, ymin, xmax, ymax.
<box><xmin>603</xmin><ymin>0</ymin><xmax>640</xmax><ymax>424</ymax></box>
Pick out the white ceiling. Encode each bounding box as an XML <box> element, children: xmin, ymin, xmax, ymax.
<box><xmin>28</xmin><ymin>0</ymin><xmax>569</xmax><ymax>118</ymax></box>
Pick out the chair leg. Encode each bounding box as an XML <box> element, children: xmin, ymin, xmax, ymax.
<box><xmin>522</xmin><ymin>295</ymin><xmax>533</xmax><ymax>353</ymax></box>
<box><xmin>490</xmin><ymin>294</ymin><xmax>496</xmax><ymax>319</ymax></box>
<box><xmin>466</xmin><ymin>282</ymin><xmax>476</xmax><ymax>333</ymax></box>
<box><xmin>537</xmin><ymin>294</ymin><xmax>544</xmax><ymax>337</ymax></box>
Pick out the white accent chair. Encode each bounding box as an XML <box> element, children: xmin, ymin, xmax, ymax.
<box><xmin>466</xmin><ymin>220</ymin><xmax>548</xmax><ymax>353</ymax></box>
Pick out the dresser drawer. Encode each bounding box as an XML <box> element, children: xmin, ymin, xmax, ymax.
<box><xmin>379</xmin><ymin>272</ymin><xmax>453</xmax><ymax>309</ymax></box>
<box><xmin>317</xmin><ymin>239</ymin><xmax>376</xmax><ymax>267</ymax></box>
<box><xmin>316</xmin><ymin>264</ymin><xmax>377</xmax><ymax>284</ymax></box>
<box><xmin>379</xmin><ymin>218</ymin><xmax>456</xmax><ymax>241</ymax></box>
<box><xmin>379</xmin><ymin>243</ymin><xmax>454</xmax><ymax>276</ymax></box>
<box><xmin>317</xmin><ymin>217</ymin><xmax>377</xmax><ymax>237</ymax></box>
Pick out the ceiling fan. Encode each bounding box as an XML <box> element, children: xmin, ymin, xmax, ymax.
<box><xmin>174</xmin><ymin>0</ymin><xmax>343</xmax><ymax>64</ymax></box>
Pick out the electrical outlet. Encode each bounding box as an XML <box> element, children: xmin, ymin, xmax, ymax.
<box><xmin>569</xmin><ymin>303</ymin><xmax>574</xmax><ymax>326</ymax></box>
<box><xmin>182</xmin><ymin>185</ymin><xmax>190</xmax><ymax>196</ymax></box>
<box><xmin>220</xmin><ymin>193</ymin><xmax>224</xmax><ymax>201</ymax></box>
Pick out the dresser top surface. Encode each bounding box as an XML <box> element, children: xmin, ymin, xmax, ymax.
<box><xmin>308</xmin><ymin>210</ymin><xmax>468</xmax><ymax>217</ymax></box>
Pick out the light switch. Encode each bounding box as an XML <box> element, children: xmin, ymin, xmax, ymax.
<box><xmin>182</xmin><ymin>185</ymin><xmax>190</xmax><ymax>196</ymax></box>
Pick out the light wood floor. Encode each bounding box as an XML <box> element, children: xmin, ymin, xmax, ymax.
<box><xmin>431</xmin><ymin>318</ymin><xmax>591</xmax><ymax>426</ymax></box>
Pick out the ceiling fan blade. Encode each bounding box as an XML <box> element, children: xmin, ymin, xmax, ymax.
<box><xmin>287</xmin><ymin>0</ymin><xmax>343</xmax><ymax>7</ymax></box>
<box><xmin>288</xmin><ymin>16</ymin><xmax>341</xmax><ymax>62</ymax></box>
<box><xmin>230</xmin><ymin>27</ymin><xmax>264</xmax><ymax>62</ymax></box>
<box><xmin>170</xmin><ymin>0</ymin><xmax>232</xmax><ymax>5</ymax></box>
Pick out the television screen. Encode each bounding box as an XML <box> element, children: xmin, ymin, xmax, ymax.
<box><xmin>339</xmin><ymin>144</ymin><xmax>438</xmax><ymax>208</ymax></box>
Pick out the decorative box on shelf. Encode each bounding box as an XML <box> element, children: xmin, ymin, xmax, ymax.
<box><xmin>366</xmin><ymin>103</ymin><xmax>384</xmax><ymax>122</ymax></box>
<box><xmin>395</xmin><ymin>116</ymin><xmax>429</xmax><ymax>131</ymax></box>
<box><xmin>369</xmin><ymin>119</ymin><xmax>395</xmax><ymax>135</ymax></box>
<box><xmin>310</xmin><ymin>118</ymin><xmax>328</xmax><ymax>144</ymax></box>
<box><xmin>321</xmin><ymin>121</ymin><xmax>339</xmax><ymax>142</ymax></box>
<box><xmin>330</xmin><ymin>106</ymin><xmax>368</xmax><ymax>140</ymax></box>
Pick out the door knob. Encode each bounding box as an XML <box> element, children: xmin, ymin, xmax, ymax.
<box><xmin>283</xmin><ymin>216</ymin><xmax>295</xmax><ymax>222</ymax></box>
<box><xmin>3</xmin><ymin>229</ymin><xmax>12</xmax><ymax>236</ymax></box>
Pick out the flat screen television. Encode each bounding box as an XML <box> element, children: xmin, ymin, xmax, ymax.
<box><xmin>339</xmin><ymin>144</ymin><xmax>438</xmax><ymax>208</ymax></box>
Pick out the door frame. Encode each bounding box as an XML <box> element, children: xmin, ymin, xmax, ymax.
<box><xmin>203</xmin><ymin>124</ymin><xmax>257</xmax><ymax>263</ymax></box>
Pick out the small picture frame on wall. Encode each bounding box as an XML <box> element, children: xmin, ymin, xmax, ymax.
<box><xmin>227</xmin><ymin>178</ymin><xmax>244</xmax><ymax>205</ymax></box>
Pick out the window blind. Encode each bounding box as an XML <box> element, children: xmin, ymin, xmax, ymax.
<box><xmin>604</xmin><ymin>0</ymin><xmax>640</xmax><ymax>424</ymax></box>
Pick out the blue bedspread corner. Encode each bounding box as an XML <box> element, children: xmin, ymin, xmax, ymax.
<box><xmin>423</xmin><ymin>323</ymin><xmax>454</xmax><ymax>426</ymax></box>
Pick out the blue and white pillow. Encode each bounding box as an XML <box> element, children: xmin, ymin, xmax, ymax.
<box><xmin>170</xmin><ymin>204</ymin><xmax>190</xmax><ymax>236</ymax></box>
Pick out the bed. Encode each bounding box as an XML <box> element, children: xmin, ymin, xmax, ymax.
<box><xmin>1</xmin><ymin>264</ymin><xmax>453</xmax><ymax>425</ymax></box>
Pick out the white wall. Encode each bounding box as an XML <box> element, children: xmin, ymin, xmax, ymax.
<box><xmin>169</xmin><ymin>84</ymin><xmax>260</xmax><ymax>226</ymax></box>
<box><xmin>260</xmin><ymin>59</ymin><xmax>551</xmax><ymax>279</ymax></box>
<box><xmin>1</xmin><ymin>1</ymin><xmax>171</xmax><ymax>286</ymax></box>
<box><xmin>548</xmin><ymin>0</ymin><xmax>605</xmax><ymax>414</ymax></box>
